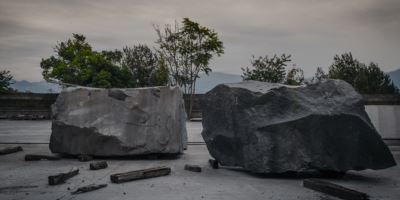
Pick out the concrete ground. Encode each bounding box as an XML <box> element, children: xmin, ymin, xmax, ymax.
<box><xmin>0</xmin><ymin>120</ymin><xmax>399</xmax><ymax>200</ymax></box>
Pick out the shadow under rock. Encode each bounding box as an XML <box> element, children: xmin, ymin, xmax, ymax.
<box><xmin>223</xmin><ymin>166</ymin><xmax>383</xmax><ymax>183</ymax></box>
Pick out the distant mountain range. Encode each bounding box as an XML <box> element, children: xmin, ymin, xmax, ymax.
<box><xmin>195</xmin><ymin>72</ymin><xmax>242</xmax><ymax>93</ymax></box>
<box><xmin>11</xmin><ymin>80</ymin><xmax>61</xmax><ymax>93</ymax></box>
<box><xmin>9</xmin><ymin>69</ymin><xmax>400</xmax><ymax>94</ymax></box>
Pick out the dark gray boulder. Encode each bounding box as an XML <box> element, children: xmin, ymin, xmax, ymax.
<box><xmin>50</xmin><ymin>86</ymin><xmax>187</xmax><ymax>156</ymax></box>
<box><xmin>201</xmin><ymin>80</ymin><xmax>396</xmax><ymax>173</ymax></box>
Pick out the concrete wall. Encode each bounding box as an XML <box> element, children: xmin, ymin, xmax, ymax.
<box><xmin>365</xmin><ymin>105</ymin><xmax>400</xmax><ymax>139</ymax></box>
<box><xmin>0</xmin><ymin>93</ymin><xmax>58</xmax><ymax>119</ymax></box>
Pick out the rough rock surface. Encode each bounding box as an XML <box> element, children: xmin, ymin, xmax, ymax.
<box><xmin>50</xmin><ymin>86</ymin><xmax>187</xmax><ymax>156</ymax></box>
<box><xmin>201</xmin><ymin>80</ymin><xmax>396</xmax><ymax>173</ymax></box>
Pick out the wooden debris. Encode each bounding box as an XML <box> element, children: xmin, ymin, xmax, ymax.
<box><xmin>0</xmin><ymin>185</ymin><xmax>38</xmax><ymax>192</ymax></box>
<box><xmin>71</xmin><ymin>184</ymin><xmax>107</xmax><ymax>194</ymax></box>
<box><xmin>303</xmin><ymin>178</ymin><xmax>369</xmax><ymax>200</ymax></box>
<box><xmin>110</xmin><ymin>166</ymin><xmax>171</xmax><ymax>183</ymax></box>
<box><xmin>89</xmin><ymin>161</ymin><xmax>108</xmax><ymax>170</ymax></box>
<box><xmin>184</xmin><ymin>164</ymin><xmax>202</xmax><ymax>172</ymax></box>
<box><xmin>48</xmin><ymin>168</ymin><xmax>79</xmax><ymax>185</ymax></box>
<box><xmin>209</xmin><ymin>159</ymin><xmax>219</xmax><ymax>169</ymax></box>
<box><xmin>0</xmin><ymin>146</ymin><xmax>23</xmax><ymax>155</ymax></box>
<box><xmin>25</xmin><ymin>154</ymin><xmax>61</xmax><ymax>161</ymax></box>
<box><xmin>77</xmin><ymin>154</ymin><xmax>93</xmax><ymax>162</ymax></box>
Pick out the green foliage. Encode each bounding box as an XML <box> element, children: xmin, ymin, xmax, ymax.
<box><xmin>242</xmin><ymin>54</ymin><xmax>294</xmax><ymax>83</ymax></box>
<box><xmin>0</xmin><ymin>69</ymin><xmax>14</xmax><ymax>93</ymax></box>
<box><xmin>285</xmin><ymin>67</ymin><xmax>304</xmax><ymax>86</ymax></box>
<box><xmin>92</xmin><ymin>70</ymin><xmax>112</xmax><ymax>88</ymax></box>
<box><xmin>327</xmin><ymin>52</ymin><xmax>398</xmax><ymax>94</ymax></box>
<box><xmin>122</xmin><ymin>44</ymin><xmax>168</xmax><ymax>87</ymax></box>
<box><xmin>155</xmin><ymin>18</ymin><xmax>224</xmax><ymax>93</ymax></box>
<box><xmin>152</xmin><ymin>55</ymin><xmax>169</xmax><ymax>86</ymax></box>
<box><xmin>155</xmin><ymin>18</ymin><xmax>224</xmax><ymax>117</ymax></box>
<box><xmin>41</xmin><ymin>34</ymin><xmax>128</xmax><ymax>88</ymax></box>
<box><xmin>40</xmin><ymin>34</ymin><xmax>167</xmax><ymax>88</ymax></box>
<box><xmin>328</xmin><ymin>53</ymin><xmax>363</xmax><ymax>87</ymax></box>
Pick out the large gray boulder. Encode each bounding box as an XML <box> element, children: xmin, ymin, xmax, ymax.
<box><xmin>50</xmin><ymin>86</ymin><xmax>187</xmax><ymax>156</ymax></box>
<box><xmin>201</xmin><ymin>80</ymin><xmax>396</xmax><ymax>173</ymax></box>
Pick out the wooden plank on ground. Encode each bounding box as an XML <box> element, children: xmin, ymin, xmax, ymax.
<box><xmin>89</xmin><ymin>161</ymin><xmax>108</xmax><ymax>170</ymax></box>
<box><xmin>110</xmin><ymin>166</ymin><xmax>171</xmax><ymax>183</ymax></box>
<box><xmin>71</xmin><ymin>184</ymin><xmax>107</xmax><ymax>194</ymax></box>
<box><xmin>48</xmin><ymin>168</ymin><xmax>79</xmax><ymax>185</ymax></box>
<box><xmin>303</xmin><ymin>178</ymin><xmax>369</xmax><ymax>200</ymax></box>
<box><xmin>25</xmin><ymin>154</ymin><xmax>61</xmax><ymax>161</ymax></box>
<box><xmin>0</xmin><ymin>146</ymin><xmax>23</xmax><ymax>155</ymax></box>
<box><xmin>184</xmin><ymin>164</ymin><xmax>202</xmax><ymax>172</ymax></box>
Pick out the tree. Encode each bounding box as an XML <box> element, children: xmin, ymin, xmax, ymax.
<box><xmin>155</xmin><ymin>18</ymin><xmax>224</xmax><ymax>116</ymax></box>
<box><xmin>0</xmin><ymin>70</ymin><xmax>14</xmax><ymax>93</ymax></box>
<box><xmin>42</xmin><ymin>34</ymin><xmax>170</xmax><ymax>89</ymax></box>
<box><xmin>311</xmin><ymin>67</ymin><xmax>328</xmax><ymax>83</ymax></box>
<box><xmin>242</xmin><ymin>54</ymin><xmax>294</xmax><ymax>83</ymax></box>
<box><xmin>327</xmin><ymin>52</ymin><xmax>363</xmax><ymax>88</ymax></box>
<box><xmin>121</xmin><ymin>44</ymin><xmax>168</xmax><ymax>87</ymax></box>
<box><xmin>41</xmin><ymin>34</ymin><xmax>134</xmax><ymax>88</ymax></box>
<box><xmin>152</xmin><ymin>55</ymin><xmax>170</xmax><ymax>86</ymax></box>
<box><xmin>327</xmin><ymin>52</ymin><xmax>398</xmax><ymax>94</ymax></box>
<box><xmin>285</xmin><ymin>67</ymin><xmax>304</xmax><ymax>86</ymax></box>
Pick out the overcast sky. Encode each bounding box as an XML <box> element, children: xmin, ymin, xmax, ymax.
<box><xmin>0</xmin><ymin>0</ymin><xmax>399</xmax><ymax>81</ymax></box>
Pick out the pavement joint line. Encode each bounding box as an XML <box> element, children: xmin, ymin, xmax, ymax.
<box><xmin>0</xmin><ymin>142</ymin><xmax>207</xmax><ymax>145</ymax></box>
<box><xmin>0</xmin><ymin>142</ymin><xmax>50</xmax><ymax>144</ymax></box>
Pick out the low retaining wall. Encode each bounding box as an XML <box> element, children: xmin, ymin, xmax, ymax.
<box><xmin>362</xmin><ymin>95</ymin><xmax>400</xmax><ymax>139</ymax></box>
<box><xmin>0</xmin><ymin>93</ymin><xmax>58</xmax><ymax>119</ymax></box>
<box><xmin>1</xmin><ymin>93</ymin><xmax>399</xmax><ymax>119</ymax></box>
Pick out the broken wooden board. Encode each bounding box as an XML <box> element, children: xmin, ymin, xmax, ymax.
<box><xmin>48</xmin><ymin>168</ymin><xmax>79</xmax><ymax>185</ymax></box>
<box><xmin>110</xmin><ymin>166</ymin><xmax>171</xmax><ymax>183</ymax></box>
<box><xmin>303</xmin><ymin>178</ymin><xmax>369</xmax><ymax>200</ymax></box>
<box><xmin>25</xmin><ymin>154</ymin><xmax>61</xmax><ymax>161</ymax></box>
<box><xmin>90</xmin><ymin>161</ymin><xmax>108</xmax><ymax>170</ymax></box>
<box><xmin>71</xmin><ymin>184</ymin><xmax>107</xmax><ymax>194</ymax></box>
<box><xmin>0</xmin><ymin>146</ymin><xmax>23</xmax><ymax>155</ymax></box>
<box><xmin>0</xmin><ymin>185</ymin><xmax>38</xmax><ymax>192</ymax></box>
<box><xmin>184</xmin><ymin>164</ymin><xmax>202</xmax><ymax>172</ymax></box>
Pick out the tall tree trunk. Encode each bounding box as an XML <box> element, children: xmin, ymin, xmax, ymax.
<box><xmin>189</xmin><ymin>79</ymin><xmax>197</xmax><ymax>119</ymax></box>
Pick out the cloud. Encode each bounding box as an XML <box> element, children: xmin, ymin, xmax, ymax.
<box><xmin>0</xmin><ymin>0</ymin><xmax>399</xmax><ymax>81</ymax></box>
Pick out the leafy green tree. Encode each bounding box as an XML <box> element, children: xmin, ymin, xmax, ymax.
<box><xmin>41</xmin><ymin>34</ymin><xmax>134</xmax><ymax>88</ymax></box>
<box><xmin>41</xmin><ymin>34</ymin><xmax>169</xmax><ymax>89</ymax></box>
<box><xmin>241</xmin><ymin>54</ymin><xmax>291</xmax><ymax>83</ymax></box>
<box><xmin>328</xmin><ymin>52</ymin><xmax>398</xmax><ymax>94</ymax></box>
<box><xmin>152</xmin><ymin>55</ymin><xmax>169</xmax><ymax>86</ymax></box>
<box><xmin>155</xmin><ymin>18</ymin><xmax>224</xmax><ymax>116</ymax></box>
<box><xmin>327</xmin><ymin>53</ymin><xmax>363</xmax><ymax>87</ymax></box>
<box><xmin>285</xmin><ymin>67</ymin><xmax>304</xmax><ymax>85</ymax></box>
<box><xmin>122</xmin><ymin>44</ymin><xmax>168</xmax><ymax>87</ymax></box>
<box><xmin>0</xmin><ymin>69</ymin><xmax>14</xmax><ymax>93</ymax></box>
